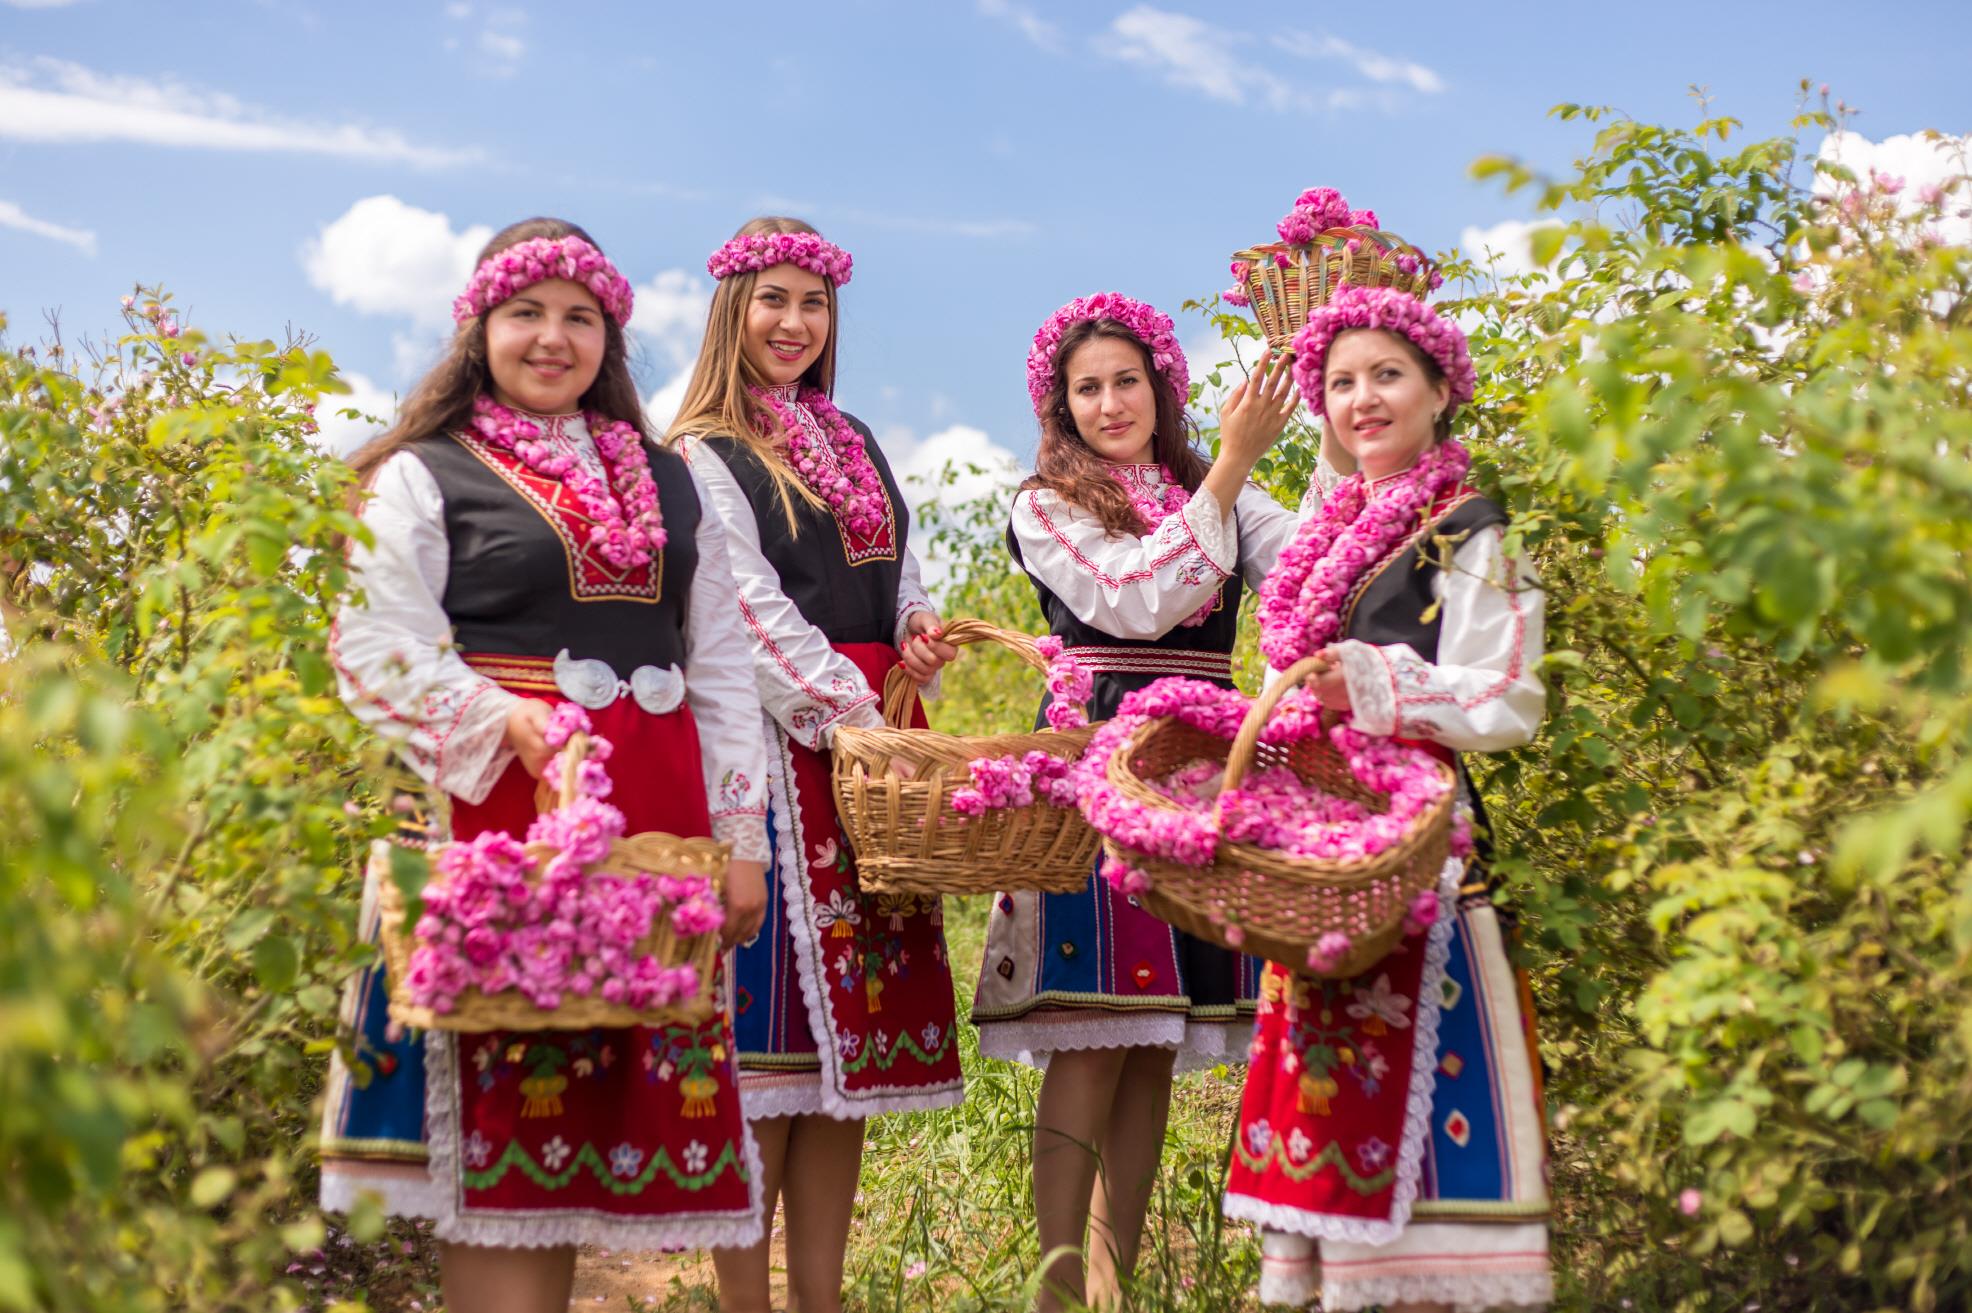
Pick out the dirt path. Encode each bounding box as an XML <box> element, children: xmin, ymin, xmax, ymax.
<box><xmin>568</xmin><ymin>1233</ymin><xmax>787</xmax><ymax>1311</ymax></box>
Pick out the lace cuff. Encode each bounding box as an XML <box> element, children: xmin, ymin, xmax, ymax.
<box><xmin>713</xmin><ymin>813</ymin><xmax>771</xmax><ymax>864</ymax></box>
<box><xmin>1330</xmin><ymin>639</ymin><xmax>1398</xmax><ymax>738</ymax></box>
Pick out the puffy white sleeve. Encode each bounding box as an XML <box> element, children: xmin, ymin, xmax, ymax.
<box><xmin>1232</xmin><ymin>482</ymin><xmax>1302</xmax><ymax>591</ymax></box>
<box><xmin>682</xmin><ymin>468</ymin><xmax>772</xmax><ymax>862</ymax></box>
<box><xmin>1328</xmin><ymin>525</ymin><xmax>1547</xmax><ymax>752</ymax></box>
<box><xmin>329</xmin><ymin>451</ymin><xmax>520</xmax><ymax>803</ymax></box>
<box><xmin>1010</xmin><ymin>486</ymin><xmax>1237</xmax><ymax>641</ymax></box>
<box><xmin>681</xmin><ymin>439</ymin><xmax>885</xmax><ymax>750</ymax></box>
<box><xmin>891</xmin><ymin>530</ymin><xmax>946</xmax><ymax>703</ymax></box>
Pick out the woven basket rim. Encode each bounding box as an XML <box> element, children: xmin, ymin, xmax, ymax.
<box><xmin>1103</xmin><ymin>714</ymin><xmax>1455</xmax><ymax>884</ymax></box>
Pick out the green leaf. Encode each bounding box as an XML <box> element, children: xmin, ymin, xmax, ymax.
<box><xmin>389</xmin><ymin>842</ymin><xmax>430</xmax><ymax>927</ymax></box>
<box><xmin>251</xmin><ymin>934</ymin><xmax>299</xmax><ymax>993</ymax></box>
<box><xmin>188</xmin><ymin>1165</ymin><xmax>236</xmax><ymax>1208</ymax></box>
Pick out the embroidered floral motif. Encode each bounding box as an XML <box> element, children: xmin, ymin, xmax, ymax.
<box><xmin>541</xmin><ymin>1135</ymin><xmax>572</xmax><ymax>1170</ymax></box>
<box><xmin>1356</xmin><ymin>1135</ymin><xmax>1393</xmax><ymax>1172</ymax></box>
<box><xmin>1287</xmin><ymin>1127</ymin><xmax>1314</xmax><ymax>1163</ymax></box>
<box><xmin>1345</xmin><ymin>973</ymin><xmax>1413</xmax><ymax>1037</ymax></box>
<box><xmin>683</xmin><ymin>1140</ymin><xmax>710</xmax><ymax>1173</ymax></box>
<box><xmin>464</xmin><ymin>1130</ymin><xmax>493</xmax><ymax>1168</ymax></box>
<box><xmin>608</xmin><ymin>1142</ymin><xmax>646</xmax><ymax>1179</ymax></box>
<box><xmin>1246</xmin><ymin>1119</ymin><xmax>1275</xmax><ymax>1156</ymax></box>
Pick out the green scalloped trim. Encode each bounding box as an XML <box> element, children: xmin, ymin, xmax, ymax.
<box><xmin>838</xmin><ymin>1021</ymin><xmax>955</xmax><ymax>1074</ymax></box>
<box><xmin>1233</xmin><ymin>1135</ymin><xmax>1394</xmax><ymax>1196</ymax></box>
<box><xmin>464</xmin><ymin>1135</ymin><xmax>746</xmax><ymax>1195</ymax></box>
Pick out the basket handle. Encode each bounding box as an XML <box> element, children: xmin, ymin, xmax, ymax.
<box><xmin>532</xmin><ymin>730</ymin><xmax>592</xmax><ymax>817</ymax></box>
<box><xmin>878</xmin><ymin>617</ymin><xmax>1046</xmax><ymax>729</ymax></box>
<box><xmin>1220</xmin><ymin>656</ymin><xmax>1334</xmax><ymax>793</ymax></box>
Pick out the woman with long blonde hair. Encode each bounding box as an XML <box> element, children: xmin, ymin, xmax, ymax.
<box><xmin>669</xmin><ymin>216</ymin><xmax>962</xmax><ymax>1313</ymax></box>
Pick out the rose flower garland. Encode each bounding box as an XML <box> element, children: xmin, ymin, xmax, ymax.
<box><xmin>403</xmin><ymin>704</ymin><xmax>720</xmax><ymax>1015</ymax></box>
<box><xmin>952</xmin><ymin>637</ymin><xmax>1091</xmax><ymax>815</ymax></box>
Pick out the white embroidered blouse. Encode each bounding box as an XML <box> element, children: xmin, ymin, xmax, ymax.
<box><xmin>330</xmin><ymin>416</ymin><xmax>772</xmax><ymax>862</ymax></box>
<box><xmin>680</xmin><ymin>422</ymin><xmax>937</xmax><ymax>753</ymax></box>
<box><xmin>1010</xmin><ymin>464</ymin><xmax>1301</xmax><ymax>640</ymax></box>
<box><xmin>1260</xmin><ymin>462</ymin><xmax>1547</xmax><ymax>753</ymax></box>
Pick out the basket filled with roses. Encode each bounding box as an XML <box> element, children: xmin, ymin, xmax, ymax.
<box><xmin>1226</xmin><ymin>186</ymin><xmax>1441</xmax><ymax>354</ymax></box>
<box><xmin>831</xmin><ymin>617</ymin><xmax>1102</xmax><ymax>895</ymax></box>
<box><xmin>375</xmin><ymin>704</ymin><xmax>728</xmax><ymax>1032</ymax></box>
<box><xmin>1078</xmin><ymin>661</ymin><xmax>1463</xmax><ymax>978</ymax></box>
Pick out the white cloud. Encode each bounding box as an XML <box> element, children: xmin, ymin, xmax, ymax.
<box><xmin>1101</xmin><ymin>8</ymin><xmax>1440</xmax><ymax>114</ymax></box>
<box><xmin>1456</xmin><ymin>217</ymin><xmax>1561</xmax><ymax>281</ymax></box>
<box><xmin>314</xmin><ymin>371</ymin><xmax>398</xmax><ymax>457</ymax></box>
<box><xmin>1817</xmin><ymin>130</ymin><xmax>1972</xmax><ymax>248</ymax></box>
<box><xmin>882</xmin><ymin>422</ymin><xmax>1024</xmax><ymax>594</ymax></box>
<box><xmin>644</xmin><ymin>367</ymin><xmax>694</xmax><ymax>435</ymax></box>
<box><xmin>0</xmin><ymin>199</ymin><xmax>96</xmax><ymax>255</ymax></box>
<box><xmin>629</xmin><ymin>270</ymin><xmax>712</xmax><ymax>371</ymax></box>
<box><xmin>303</xmin><ymin>195</ymin><xmax>492</xmax><ymax>331</ymax></box>
<box><xmin>1271</xmin><ymin>32</ymin><xmax>1444</xmax><ymax>95</ymax></box>
<box><xmin>0</xmin><ymin>57</ymin><xmax>479</xmax><ymax>167</ymax></box>
<box><xmin>977</xmin><ymin>0</ymin><xmax>1063</xmax><ymax>53</ymax></box>
<box><xmin>3</xmin><ymin>0</ymin><xmax>82</xmax><ymax>8</ymax></box>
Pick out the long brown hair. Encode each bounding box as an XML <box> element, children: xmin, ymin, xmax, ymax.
<box><xmin>664</xmin><ymin>216</ymin><xmax>841</xmax><ymax>533</ymax></box>
<box><xmin>344</xmin><ymin>217</ymin><xmax>647</xmax><ymax>491</ymax></box>
<box><xmin>1026</xmin><ymin>318</ymin><xmax>1210</xmax><ymax>536</ymax></box>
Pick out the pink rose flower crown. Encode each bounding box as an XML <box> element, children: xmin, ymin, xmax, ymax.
<box><xmin>1027</xmin><ymin>292</ymin><xmax>1189</xmax><ymax>417</ymax></box>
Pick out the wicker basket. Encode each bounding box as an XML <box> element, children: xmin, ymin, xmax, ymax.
<box><xmin>377</xmin><ymin>732</ymin><xmax>730</xmax><ymax>1032</ymax></box>
<box><xmin>832</xmin><ymin>618</ymin><xmax>1102</xmax><ymax>896</ymax></box>
<box><xmin>1100</xmin><ymin>657</ymin><xmax>1454</xmax><ymax>977</ymax></box>
<box><xmin>1235</xmin><ymin>229</ymin><xmax>1437</xmax><ymax>354</ymax></box>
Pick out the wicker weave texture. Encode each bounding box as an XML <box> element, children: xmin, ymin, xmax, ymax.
<box><xmin>831</xmin><ymin>618</ymin><xmax>1102</xmax><ymax>896</ymax></box>
<box><xmin>1236</xmin><ymin>231</ymin><xmax>1436</xmax><ymax>353</ymax></box>
<box><xmin>1101</xmin><ymin>658</ymin><xmax>1453</xmax><ymax>976</ymax></box>
<box><xmin>377</xmin><ymin>733</ymin><xmax>730</xmax><ymax>1033</ymax></box>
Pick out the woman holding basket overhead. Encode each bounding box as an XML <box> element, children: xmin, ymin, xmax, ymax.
<box><xmin>669</xmin><ymin>217</ymin><xmax>962</xmax><ymax>1313</ymax></box>
<box><xmin>1225</xmin><ymin>279</ymin><xmax>1552</xmax><ymax>1312</ymax></box>
<box><xmin>969</xmin><ymin>292</ymin><xmax>1300</xmax><ymax>1311</ymax></box>
<box><xmin>320</xmin><ymin>218</ymin><xmax>769</xmax><ymax>1313</ymax></box>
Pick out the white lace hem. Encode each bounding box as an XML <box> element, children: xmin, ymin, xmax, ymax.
<box><xmin>975</xmin><ymin>1013</ymin><xmax>1250</xmax><ymax>1073</ymax></box>
<box><xmin>712</xmin><ymin>812</ymin><xmax>772</xmax><ymax>863</ymax></box>
<box><xmin>738</xmin><ymin>1075</ymin><xmax>831</xmax><ymax>1123</ymax></box>
<box><xmin>420</xmin><ymin>1030</ymin><xmax>767</xmax><ymax>1251</ymax></box>
<box><xmin>320</xmin><ymin>1163</ymin><xmax>446</xmax><ymax>1222</ymax></box>
<box><xmin>1222</xmin><ymin>856</ymin><xmax>1460</xmax><ymax>1247</ymax></box>
<box><xmin>1321</xmin><ymin>1270</ymin><xmax>1553</xmax><ymax>1312</ymax></box>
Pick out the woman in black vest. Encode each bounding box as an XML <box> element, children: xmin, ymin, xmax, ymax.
<box><xmin>322</xmin><ymin>218</ymin><xmax>770</xmax><ymax>1313</ymax></box>
<box><xmin>1225</xmin><ymin>285</ymin><xmax>1551</xmax><ymax>1313</ymax></box>
<box><xmin>969</xmin><ymin>293</ymin><xmax>1300</xmax><ymax>1311</ymax></box>
<box><xmin>669</xmin><ymin>217</ymin><xmax>961</xmax><ymax>1313</ymax></box>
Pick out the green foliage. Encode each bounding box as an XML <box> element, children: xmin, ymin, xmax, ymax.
<box><xmin>0</xmin><ymin>296</ymin><xmax>392</xmax><ymax>1309</ymax></box>
<box><xmin>919</xmin><ymin>93</ymin><xmax>1972</xmax><ymax>1310</ymax></box>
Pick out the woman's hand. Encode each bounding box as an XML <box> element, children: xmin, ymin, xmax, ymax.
<box><xmin>721</xmin><ymin>858</ymin><xmax>769</xmax><ymax>950</ymax></box>
<box><xmin>899</xmin><ymin>611</ymin><xmax>959</xmax><ymax>686</ymax></box>
<box><xmin>504</xmin><ymin>699</ymin><xmax>555</xmax><ymax>778</ymax></box>
<box><xmin>1217</xmin><ymin>351</ymin><xmax>1300</xmax><ymax>469</ymax></box>
<box><xmin>1203</xmin><ymin>351</ymin><xmax>1300</xmax><ymax>513</ymax></box>
<box><xmin>1311</xmin><ymin>651</ymin><xmax>1352</xmax><ymax>712</ymax></box>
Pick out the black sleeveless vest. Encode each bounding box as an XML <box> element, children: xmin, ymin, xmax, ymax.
<box><xmin>406</xmin><ymin>428</ymin><xmax>700</xmax><ymax>672</ymax></box>
<box><xmin>1008</xmin><ymin>495</ymin><xmax>1250</xmax><ymax>722</ymax></box>
<box><xmin>1338</xmin><ymin>491</ymin><xmax>1507</xmax><ymax>661</ymax></box>
<box><xmin>695</xmin><ymin>412</ymin><xmax>907</xmax><ymax>645</ymax></box>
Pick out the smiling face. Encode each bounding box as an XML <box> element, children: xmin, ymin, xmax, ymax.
<box><xmin>741</xmin><ymin>262</ymin><xmax>832</xmax><ymax>387</ymax></box>
<box><xmin>483</xmin><ymin>277</ymin><xmax>607</xmax><ymax>415</ymax></box>
<box><xmin>1321</xmin><ymin>328</ymin><xmax>1452</xmax><ymax>480</ymax></box>
<box><xmin>1062</xmin><ymin>332</ymin><xmax>1158</xmax><ymax>465</ymax></box>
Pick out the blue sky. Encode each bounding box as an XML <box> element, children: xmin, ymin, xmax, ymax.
<box><xmin>4</xmin><ymin>0</ymin><xmax>1969</xmax><ymax>488</ymax></box>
